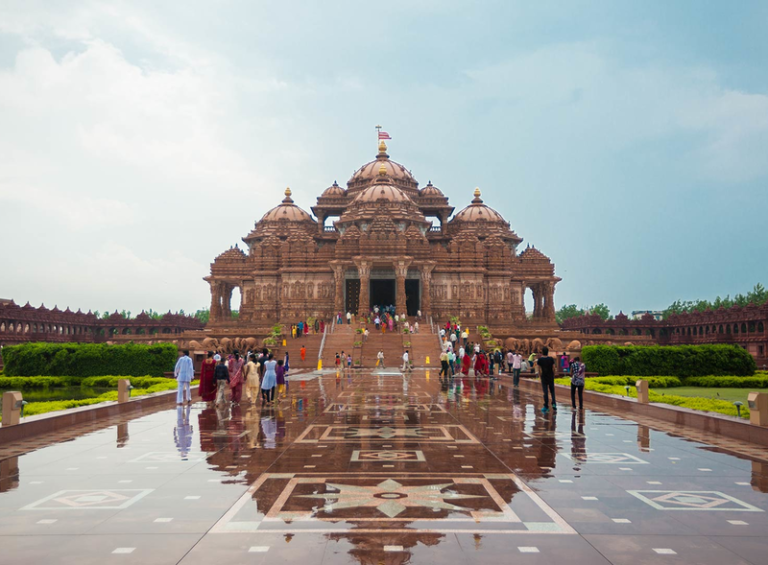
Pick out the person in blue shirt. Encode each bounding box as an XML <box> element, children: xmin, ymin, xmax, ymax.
<box><xmin>174</xmin><ymin>350</ymin><xmax>195</xmax><ymax>405</ymax></box>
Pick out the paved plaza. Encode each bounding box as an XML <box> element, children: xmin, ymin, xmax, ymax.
<box><xmin>1</xmin><ymin>369</ymin><xmax>768</xmax><ymax>564</ymax></box>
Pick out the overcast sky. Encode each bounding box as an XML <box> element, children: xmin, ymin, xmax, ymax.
<box><xmin>1</xmin><ymin>1</ymin><xmax>767</xmax><ymax>316</ymax></box>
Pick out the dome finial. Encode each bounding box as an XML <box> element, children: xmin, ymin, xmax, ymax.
<box><xmin>378</xmin><ymin>163</ymin><xmax>387</xmax><ymax>176</ymax></box>
<box><xmin>472</xmin><ymin>186</ymin><xmax>483</xmax><ymax>203</ymax></box>
<box><xmin>283</xmin><ymin>186</ymin><xmax>294</xmax><ymax>203</ymax></box>
<box><xmin>378</xmin><ymin>140</ymin><xmax>387</xmax><ymax>155</ymax></box>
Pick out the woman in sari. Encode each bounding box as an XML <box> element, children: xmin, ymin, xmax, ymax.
<box><xmin>461</xmin><ymin>352</ymin><xmax>471</xmax><ymax>376</ymax></box>
<box><xmin>199</xmin><ymin>351</ymin><xmax>217</xmax><ymax>403</ymax></box>
<box><xmin>228</xmin><ymin>351</ymin><xmax>245</xmax><ymax>405</ymax></box>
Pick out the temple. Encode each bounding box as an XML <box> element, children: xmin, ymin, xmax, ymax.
<box><xmin>205</xmin><ymin>141</ymin><xmax>561</xmax><ymax>333</ymax></box>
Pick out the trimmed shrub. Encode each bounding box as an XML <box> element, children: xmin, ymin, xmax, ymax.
<box><xmin>581</xmin><ymin>344</ymin><xmax>755</xmax><ymax>377</ymax></box>
<box><xmin>0</xmin><ymin>375</ymin><xmax>170</xmax><ymax>389</ymax></box>
<box><xmin>2</xmin><ymin>343</ymin><xmax>178</xmax><ymax>377</ymax></box>
<box><xmin>681</xmin><ymin>376</ymin><xmax>768</xmax><ymax>388</ymax></box>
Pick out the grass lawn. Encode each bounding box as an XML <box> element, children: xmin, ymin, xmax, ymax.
<box><xmin>653</xmin><ymin>386</ymin><xmax>768</xmax><ymax>403</ymax></box>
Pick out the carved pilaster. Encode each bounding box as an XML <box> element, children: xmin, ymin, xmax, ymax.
<box><xmin>393</xmin><ymin>258</ymin><xmax>412</xmax><ymax>315</ymax></box>
<box><xmin>355</xmin><ymin>259</ymin><xmax>371</xmax><ymax>315</ymax></box>
<box><xmin>420</xmin><ymin>262</ymin><xmax>435</xmax><ymax>318</ymax></box>
<box><xmin>330</xmin><ymin>262</ymin><xmax>345</xmax><ymax>313</ymax></box>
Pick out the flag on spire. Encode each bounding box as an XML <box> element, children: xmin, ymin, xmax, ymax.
<box><xmin>378</xmin><ymin>130</ymin><xmax>391</xmax><ymax>140</ymax></box>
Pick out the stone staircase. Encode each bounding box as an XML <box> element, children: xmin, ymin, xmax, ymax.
<box><xmin>407</xmin><ymin>331</ymin><xmax>443</xmax><ymax>368</ymax></box>
<box><xmin>283</xmin><ymin>333</ymin><xmax>324</xmax><ymax>370</ymax></box>
<box><xmin>361</xmin><ymin>329</ymin><xmax>404</xmax><ymax>369</ymax></box>
<box><xmin>320</xmin><ymin>323</ymin><xmax>358</xmax><ymax>369</ymax></box>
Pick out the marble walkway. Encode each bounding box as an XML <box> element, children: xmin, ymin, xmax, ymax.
<box><xmin>1</xmin><ymin>369</ymin><xmax>768</xmax><ymax>564</ymax></box>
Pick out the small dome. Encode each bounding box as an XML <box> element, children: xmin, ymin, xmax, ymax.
<box><xmin>260</xmin><ymin>187</ymin><xmax>314</xmax><ymax>222</ymax></box>
<box><xmin>420</xmin><ymin>181</ymin><xmax>444</xmax><ymax>197</ymax></box>
<box><xmin>354</xmin><ymin>183</ymin><xmax>410</xmax><ymax>204</ymax></box>
<box><xmin>452</xmin><ymin>187</ymin><xmax>506</xmax><ymax>223</ymax></box>
<box><xmin>321</xmin><ymin>181</ymin><xmax>345</xmax><ymax>198</ymax></box>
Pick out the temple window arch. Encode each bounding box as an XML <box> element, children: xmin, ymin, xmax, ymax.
<box><xmin>749</xmin><ymin>321</ymin><xmax>756</xmax><ymax>333</ymax></box>
<box><xmin>591</xmin><ymin>328</ymin><xmax>602</xmax><ymax>334</ymax></box>
<box><xmin>719</xmin><ymin>324</ymin><xmax>724</xmax><ymax>334</ymax></box>
<box><xmin>759</xmin><ymin>322</ymin><xmax>765</xmax><ymax>333</ymax></box>
<box><xmin>0</xmin><ymin>322</ymin><xmax>5</xmax><ymax>332</ymax></box>
<box><xmin>741</xmin><ymin>323</ymin><xmax>747</xmax><ymax>334</ymax></box>
<box><xmin>733</xmin><ymin>324</ymin><xmax>739</xmax><ymax>334</ymax></box>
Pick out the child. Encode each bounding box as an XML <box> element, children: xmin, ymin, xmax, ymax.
<box><xmin>276</xmin><ymin>359</ymin><xmax>286</xmax><ymax>398</ymax></box>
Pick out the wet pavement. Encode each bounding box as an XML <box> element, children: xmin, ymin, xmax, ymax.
<box><xmin>1</xmin><ymin>368</ymin><xmax>768</xmax><ymax>564</ymax></box>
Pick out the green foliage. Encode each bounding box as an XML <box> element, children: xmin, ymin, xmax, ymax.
<box><xmin>194</xmin><ymin>308</ymin><xmax>210</xmax><ymax>324</ymax></box>
<box><xmin>581</xmin><ymin>344</ymin><xmax>756</xmax><ymax>377</ymax></box>
<box><xmin>556</xmin><ymin>304</ymin><xmax>585</xmax><ymax>324</ymax></box>
<box><xmin>555</xmin><ymin>376</ymin><xmax>682</xmax><ymax>388</ymax></box>
<box><xmin>450</xmin><ymin>316</ymin><xmax>461</xmax><ymax>325</ymax></box>
<box><xmin>662</xmin><ymin>283</ymin><xmax>768</xmax><ymax>318</ymax></box>
<box><xmin>230</xmin><ymin>310</ymin><xmax>240</xmax><ymax>320</ymax></box>
<box><xmin>553</xmin><ymin>377</ymin><xmax>750</xmax><ymax>419</ymax></box>
<box><xmin>0</xmin><ymin>379</ymin><xmax>193</xmax><ymax>421</ymax></box>
<box><xmin>588</xmin><ymin>303</ymin><xmax>611</xmax><ymax>320</ymax></box>
<box><xmin>0</xmin><ymin>375</ymin><xmax>171</xmax><ymax>389</ymax></box>
<box><xmin>681</xmin><ymin>375</ymin><xmax>768</xmax><ymax>388</ymax></box>
<box><xmin>2</xmin><ymin>343</ymin><xmax>178</xmax><ymax>377</ymax></box>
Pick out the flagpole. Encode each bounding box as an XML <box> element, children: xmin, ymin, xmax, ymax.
<box><xmin>375</xmin><ymin>124</ymin><xmax>381</xmax><ymax>146</ymax></box>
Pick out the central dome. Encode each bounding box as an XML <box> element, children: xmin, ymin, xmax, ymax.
<box><xmin>347</xmin><ymin>141</ymin><xmax>418</xmax><ymax>193</ymax></box>
<box><xmin>260</xmin><ymin>187</ymin><xmax>314</xmax><ymax>222</ymax></box>
<box><xmin>452</xmin><ymin>187</ymin><xmax>506</xmax><ymax>223</ymax></box>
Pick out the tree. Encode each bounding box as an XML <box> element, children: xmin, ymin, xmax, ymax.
<box><xmin>555</xmin><ymin>304</ymin><xmax>584</xmax><ymax>324</ymax></box>
<box><xmin>194</xmin><ymin>309</ymin><xmax>210</xmax><ymax>324</ymax></box>
<box><xmin>588</xmin><ymin>303</ymin><xmax>611</xmax><ymax>320</ymax></box>
<box><xmin>747</xmin><ymin>283</ymin><xmax>768</xmax><ymax>305</ymax></box>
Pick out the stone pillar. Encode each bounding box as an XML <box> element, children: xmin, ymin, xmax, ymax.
<box><xmin>355</xmin><ymin>259</ymin><xmax>371</xmax><ymax>316</ymax></box>
<box><xmin>222</xmin><ymin>285</ymin><xmax>233</xmax><ymax>320</ymax></box>
<box><xmin>331</xmin><ymin>263</ymin><xmax>345</xmax><ymax>314</ymax></box>
<box><xmin>636</xmin><ymin>379</ymin><xmax>649</xmax><ymax>404</ymax></box>
<box><xmin>393</xmin><ymin>259</ymin><xmax>412</xmax><ymax>316</ymax></box>
<box><xmin>420</xmin><ymin>263</ymin><xmax>435</xmax><ymax>319</ymax></box>
<box><xmin>118</xmin><ymin>379</ymin><xmax>131</xmax><ymax>403</ymax></box>
<box><xmin>2</xmin><ymin>391</ymin><xmax>23</xmax><ymax>426</ymax></box>
<box><xmin>209</xmin><ymin>281</ymin><xmax>220</xmax><ymax>322</ymax></box>
<box><xmin>748</xmin><ymin>392</ymin><xmax>768</xmax><ymax>426</ymax></box>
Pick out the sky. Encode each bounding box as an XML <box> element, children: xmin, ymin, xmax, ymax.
<box><xmin>1</xmin><ymin>0</ymin><xmax>767</xmax><ymax>317</ymax></box>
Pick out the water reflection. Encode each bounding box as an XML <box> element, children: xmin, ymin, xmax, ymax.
<box><xmin>173</xmin><ymin>405</ymin><xmax>193</xmax><ymax>459</ymax></box>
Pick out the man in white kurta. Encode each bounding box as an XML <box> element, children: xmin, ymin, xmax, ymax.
<box><xmin>174</xmin><ymin>350</ymin><xmax>195</xmax><ymax>404</ymax></box>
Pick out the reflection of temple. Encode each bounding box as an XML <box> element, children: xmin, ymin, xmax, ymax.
<box><xmin>206</xmin><ymin>141</ymin><xmax>560</xmax><ymax>333</ymax></box>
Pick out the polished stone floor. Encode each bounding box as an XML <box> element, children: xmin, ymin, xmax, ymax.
<box><xmin>2</xmin><ymin>369</ymin><xmax>768</xmax><ymax>564</ymax></box>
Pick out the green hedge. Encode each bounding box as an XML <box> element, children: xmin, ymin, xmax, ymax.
<box><xmin>1</xmin><ymin>343</ymin><xmax>178</xmax><ymax>377</ymax></box>
<box><xmin>581</xmin><ymin>345</ymin><xmax>756</xmax><ymax>377</ymax></box>
<box><xmin>0</xmin><ymin>375</ymin><xmax>171</xmax><ymax>389</ymax></box>
<box><xmin>554</xmin><ymin>377</ymin><xmax>750</xmax><ymax>419</ymax></box>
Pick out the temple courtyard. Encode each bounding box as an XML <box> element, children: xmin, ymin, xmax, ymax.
<box><xmin>1</xmin><ymin>369</ymin><xmax>768</xmax><ymax>565</ymax></box>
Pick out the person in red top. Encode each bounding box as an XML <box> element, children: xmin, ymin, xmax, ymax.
<box><xmin>300</xmin><ymin>345</ymin><xmax>306</xmax><ymax>361</ymax></box>
<box><xmin>227</xmin><ymin>351</ymin><xmax>245</xmax><ymax>405</ymax></box>
<box><xmin>461</xmin><ymin>353</ymin><xmax>471</xmax><ymax>376</ymax></box>
<box><xmin>198</xmin><ymin>351</ymin><xmax>217</xmax><ymax>403</ymax></box>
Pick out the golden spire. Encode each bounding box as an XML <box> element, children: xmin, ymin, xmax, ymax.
<box><xmin>285</xmin><ymin>187</ymin><xmax>292</xmax><ymax>198</ymax></box>
<box><xmin>282</xmin><ymin>186</ymin><xmax>294</xmax><ymax>203</ymax></box>
<box><xmin>378</xmin><ymin>163</ymin><xmax>387</xmax><ymax>176</ymax></box>
<box><xmin>472</xmin><ymin>186</ymin><xmax>483</xmax><ymax>204</ymax></box>
<box><xmin>378</xmin><ymin>140</ymin><xmax>388</xmax><ymax>154</ymax></box>
<box><xmin>473</xmin><ymin>187</ymin><xmax>481</xmax><ymax>198</ymax></box>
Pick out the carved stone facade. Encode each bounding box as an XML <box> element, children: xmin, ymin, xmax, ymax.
<box><xmin>0</xmin><ymin>299</ymin><xmax>203</xmax><ymax>345</ymax></box>
<box><xmin>205</xmin><ymin>142</ymin><xmax>561</xmax><ymax>332</ymax></box>
<box><xmin>563</xmin><ymin>306</ymin><xmax>768</xmax><ymax>365</ymax></box>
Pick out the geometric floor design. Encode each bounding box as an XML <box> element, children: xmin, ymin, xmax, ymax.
<box><xmin>2</xmin><ymin>369</ymin><xmax>768</xmax><ymax>565</ymax></box>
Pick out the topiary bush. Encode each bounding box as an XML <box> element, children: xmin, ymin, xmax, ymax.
<box><xmin>1</xmin><ymin>343</ymin><xmax>178</xmax><ymax>377</ymax></box>
<box><xmin>581</xmin><ymin>344</ymin><xmax>756</xmax><ymax>377</ymax></box>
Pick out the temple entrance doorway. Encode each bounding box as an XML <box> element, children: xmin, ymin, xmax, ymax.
<box><xmin>345</xmin><ymin>279</ymin><xmax>360</xmax><ymax>314</ymax></box>
<box><xmin>405</xmin><ymin>280</ymin><xmax>420</xmax><ymax>316</ymax></box>
<box><xmin>370</xmin><ymin>279</ymin><xmax>395</xmax><ymax>309</ymax></box>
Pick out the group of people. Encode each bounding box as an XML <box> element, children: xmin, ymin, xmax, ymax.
<box><xmin>191</xmin><ymin>349</ymin><xmax>290</xmax><ymax>407</ymax></box>
<box><xmin>434</xmin><ymin>332</ymin><xmax>588</xmax><ymax>413</ymax></box>
<box><xmin>290</xmin><ymin>319</ymin><xmax>323</xmax><ymax>338</ymax></box>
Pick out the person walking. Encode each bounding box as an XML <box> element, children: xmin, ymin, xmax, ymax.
<box><xmin>570</xmin><ymin>356</ymin><xmax>586</xmax><ymax>409</ymax></box>
<box><xmin>276</xmin><ymin>359</ymin><xmax>286</xmax><ymax>399</ymax></box>
<box><xmin>214</xmin><ymin>357</ymin><xmax>230</xmax><ymax>405</ymax></box>
<box><xmin>346</xmin><ymin>311</ymin><xmax>351</xmax><ymax>325</ymax></box>
<box><xmin>377</xmin><ymin>350</ymin><xmax>385</xmax><ymax>369</ymax></box>
<box><xmin>198</xmin><ymin>351</ymin><xmax>217</xmax><ymax>403</ymax></box>
<box><xmin>401</xmin><ymin>350</ymin><xmax>411</xmax><ymax>372</ymax></box>
<box><xmin>174</xmin><ymin>350</ymin><xmax>195</xmax><ymax>405</ymax></box>
<box><xmin>244</xmin><ymin>353</ymin><xmax>259</xmax><ymax>403</ymax></box>
<box><xmin>261</xmin><ymin>354</ymin><xmax>277</xmax><ymax>405</ymax></box>
<box><xmin>300</xmin><ymin>345</ymin><xmax>306</xmax><ymax>362</ymax></box>
<box><xmin>439</xmin><ymin>350</ymin><xmax>450</xmax><ymax>378</ymax></box>
<box><xmin>537</xmin><ymin>346</ymin><xmax>557</xmax><ymax>412</ymax></box>
<box><xmin>227</xmin><ymin>351</ymin><xmax>245</xmax><ymax>405</ymax></box>
<box><xmin>511</xmin><ymin>350</ymin><xmax>522</xmax><ymax>387</ymax></box>
<box><xmin>462</xmin><ymin>329</ymin><xmax>469</xmax><ymax>348</ymax></box>
<box><xmin>363</xmin><ymin>328</ymin><xmax>369</xmax><ymax>341</ymax></box>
